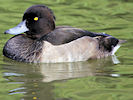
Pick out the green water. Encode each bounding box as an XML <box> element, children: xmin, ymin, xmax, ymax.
<box><xmin>0</xmin><ymin>0</ymin><xmax>133</xmax><ymax>100</ymax></box>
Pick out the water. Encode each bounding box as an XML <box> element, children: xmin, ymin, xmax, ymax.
<box><xmin>0</xmin><ymin>0</ymin><xmax>133</xmax><ymax>100</ymax></box>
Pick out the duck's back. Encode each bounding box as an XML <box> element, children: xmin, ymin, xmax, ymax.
<box><xmin>43</xmin><ymin>26</ymin><xmax>110</xmax><ymax>45</ymax></box>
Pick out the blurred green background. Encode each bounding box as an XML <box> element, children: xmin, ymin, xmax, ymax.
<box><xmin>0</xmin><ymin>0</ymin><xmax>133</xmax><ymax>100</ymax></box>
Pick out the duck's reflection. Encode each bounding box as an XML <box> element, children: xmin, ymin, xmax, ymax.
<box><xmin>40</xmin><ymin>59</ymin><xmax>112</xmax><ymax>82</ymax></box>
<box><xmin>2</xmin><ymin>56</ymin><xmax>118</xmax><ymax>100</ymax></box>
<box><xmin>3</xmin><ymin>56</ymin><xmax>117</xmax><ymax>82</ymax></box>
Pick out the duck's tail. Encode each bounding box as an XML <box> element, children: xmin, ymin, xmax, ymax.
<box><xmin>97</xmin><ymin>36</ymin><xmax>126</xmax><ymax>55</ymax></box>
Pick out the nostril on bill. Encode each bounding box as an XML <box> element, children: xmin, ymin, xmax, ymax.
<box><xmin>4</xmin><ymin>30</ymin><xmax>9</xmax><ymax>34</ymax></box>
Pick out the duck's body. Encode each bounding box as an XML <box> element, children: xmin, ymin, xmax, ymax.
<box><xmin>3</xmin><ymin>26</ymin><xmax>119</xmax><ymax>63</ymax></box>
<box><xmin>3</xmin><ymin>5</ymin><xmax>122</xmax><ymax>63</ymax></box>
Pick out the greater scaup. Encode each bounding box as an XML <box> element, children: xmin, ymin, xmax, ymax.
<box><xmin>3</xmin><ymin>5</ymin><xmax>123</xmax><ymax>63</ymax></box>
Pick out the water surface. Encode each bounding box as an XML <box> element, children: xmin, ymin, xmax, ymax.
<box><xmin>0</xmin><ymin>0</ymin><xmax>133</xmax><ymax>100</ymax></box>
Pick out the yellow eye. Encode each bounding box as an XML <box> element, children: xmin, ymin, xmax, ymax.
<box><xmin>34</xmin><ymin>17</ymin><xmax>39</xmax><ymax>21</ymax></box>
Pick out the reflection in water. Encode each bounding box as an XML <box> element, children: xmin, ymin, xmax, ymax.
<box><xmin>3</xmin><ymin>56</ymin><xmax>117</xmax><ymax>82</ymax></box>
<box><xmin>40</xmin><ymin>57</ymin><xmax>118</xmax><ymax>82</ymax></box>
<box><xmin>2</xmin><ymin>56</ymin><xmax>118</xmax><ymax>100</ymax></box>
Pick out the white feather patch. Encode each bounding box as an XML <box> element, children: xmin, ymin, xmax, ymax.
<box><xmin>112</xmin><ymin>55</ymin><xmax>120</xmax><ymax>64</ymax></box>
<box><xmin>111</xmin><ymin>44</ymin><xmax>121</xmax><ymax>55</ymax></box>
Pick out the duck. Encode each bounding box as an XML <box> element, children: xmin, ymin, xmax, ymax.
<box><xmin>3</xmin><ymin>5</ymin><xmax>122</xmax><ymax>63</ymax></box>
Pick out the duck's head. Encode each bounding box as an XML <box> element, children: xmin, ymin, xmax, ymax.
<box><xmin>5</xmin><ymin>5</ymin><xmax>56</xmax><ymax>39</ymax></box>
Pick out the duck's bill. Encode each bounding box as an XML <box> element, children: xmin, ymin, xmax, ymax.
<box><xmin>4</xmin><ymin>20</ymin><xmax>29</xmax><ymax>35</ymax></box>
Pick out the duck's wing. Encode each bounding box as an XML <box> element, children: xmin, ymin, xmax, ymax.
<box><xmin>42</xmin><ymin>26</ymin><xmax>110</xmax><ymax>45</ymax></box>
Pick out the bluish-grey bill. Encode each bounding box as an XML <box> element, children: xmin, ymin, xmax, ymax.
<box><xmin>4</xmin><ymin>20</ymin><xmax>29</xmax><ymax>35</ymax></box>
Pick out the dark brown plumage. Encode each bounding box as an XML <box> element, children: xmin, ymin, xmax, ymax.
<box><xmin>3</xmin><ymin>5</ymin><xmax>122</xmax><ymax>63</ymax></box>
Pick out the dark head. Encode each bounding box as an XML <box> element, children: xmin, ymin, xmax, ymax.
<box><xmin>4</xmin><ymin>5</ymin><xmax>56</xmax><ymax>39</ymax></box>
